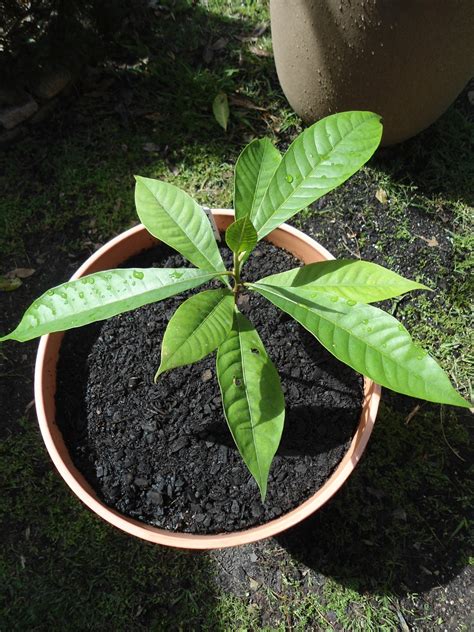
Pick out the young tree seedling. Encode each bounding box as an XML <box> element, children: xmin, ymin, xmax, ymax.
<box><xmin>2</xmin><ymin>112</ymin><xmax>470</xmax><ymax>501</ymax></box>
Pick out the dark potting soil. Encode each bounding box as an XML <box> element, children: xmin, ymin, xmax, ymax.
<box><xmin>55</xmin><ymin>240</ymin><xmax>363</xmax><ymax>534</ymax></box>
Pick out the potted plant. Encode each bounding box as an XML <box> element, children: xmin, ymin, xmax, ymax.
<box><xmin>2</xmin><ymin>111</ymin><xmax>469</xmax><ymax>549</ymax></box>
<box><xmin>270</xmin><ymin>0</ymin><xmax>474</xmax><ymax>145</ymax></box>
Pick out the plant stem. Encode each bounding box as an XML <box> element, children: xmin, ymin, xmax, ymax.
<box><xmin>232</xmin><ymin>251</ymin><xmax>242</xmax><ymax>301</ymax></box>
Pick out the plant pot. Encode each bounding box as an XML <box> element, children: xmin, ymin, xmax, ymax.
<box><xmin>35</xmin><ymin>210</ymin><xmax>381</xmax><ymax>549</ymax></box>
<box><xmin>270</xmin><ymin>0</ymin><xmax>474</xmax><ymax>146</ymax></box>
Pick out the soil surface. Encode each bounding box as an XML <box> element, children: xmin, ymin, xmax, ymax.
<box><xmin>55</xmin><ymin>240</ymin><xmax>363</xmax><ymax>534</ymax></box>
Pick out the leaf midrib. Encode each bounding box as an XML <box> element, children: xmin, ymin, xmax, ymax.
<box><xmin>164</xmin><ymin>292</ymin><xmax>230</xmax><ymax>365</ymax></box>
<box><xmin>237</xmin><ymin>323</ymin><xmax>264</xmax><ymax>482</ymax></box>
<box><xmin>257</xmin><ymin>116</ymin><xmax>376</xmax><ymax>236</ymax></box>
<box><xmin>141</xmin><ymin>179</ymin><xmax>222</xmax><ymax>272</ymax></box>
<box><xmin>250</xmin><ymin>141</ymin><xmax>275</xmax><ymax>221</ymax></box>
<box><xmin>253</xmin><ymin>284</ymin><xmax>421</xmax><ymax>374</ymax></box>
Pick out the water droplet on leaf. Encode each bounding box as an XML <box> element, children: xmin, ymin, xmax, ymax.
<box><xmin>286</xmin><ymin>174</ymin><xmax>294</xmax><ymax>183</ymax></box>
<box><xmin>133</xmin><ymin>271</ymin><xmax>144</xmax><ymax>280</ymax></box>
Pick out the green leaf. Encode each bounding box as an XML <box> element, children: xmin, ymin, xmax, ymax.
<box><xmin>225</xmin><ymin>217</ymin><xmax>258</xmax><ymax>258</ymax></box>
<box><xmin>156</xmin><ymin>288</ymin><xmax>234</xmax><ymax>379</ymax></box>
<box><xmin>250</xmin><ymin>283</ymin><xmax>471</xmax><ymax>408</ymax></box>
<box><xmin>216</xmin><ymin>310</ymin><xmax>285</xmax><ymax>501</ymax></box>
<box><xmin>213</xmin><ymin>92</ymin><xmax>230</xmax><ymax>131</ymax></box>
<box><xmin>134</xmin><ymin>176</ymin><xmax>226</xmax><ymax>274</ymax></box>
<box><xmin>0</xmin><ymin>276</ymin><xmax>22</xmax><ymax>291</ymax></box>
<box><xmin>252</xmin><ymin>111</ymin><xmax>383</xmax><ymax>239</ymax></box>
<box><xmin>257</xmin><ymin>260</ymin><xmax>430</xmax><ymax>303</ymax></box>
<box><xmin>0</xmin><ymin>268</ymin><xmax>221</xmax><ymax>343</ymax></box>
<box><xmin>234</xmin><ymin>138</ymin><xmax>281</xmax><ymax>222</ymax></box>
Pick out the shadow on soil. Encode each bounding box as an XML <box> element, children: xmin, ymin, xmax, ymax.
<box><xmin>375</xmin><ymin>83</ymin><xmax>474</xmax><ymax>207</ymax></box>
<box><xmin>277</xmin><ymin>395</ymin><xmax>472</xmax><ymax>596</ymax></box>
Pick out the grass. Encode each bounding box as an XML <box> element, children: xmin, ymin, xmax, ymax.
<box><xmin>0</xmin><ymin>0</ymin><xmax>473</xmax><ymax>630</ymax></box>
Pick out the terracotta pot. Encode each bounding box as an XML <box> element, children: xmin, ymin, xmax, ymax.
<box><xmin>35</xmin><ymin>210</ymin><xmax>381</xmax><ymax>549</ymax></box>
<box><xmin>270</xmin><ymin>0</ymin><xmax>474</xmax><ymax>146</ymax></box>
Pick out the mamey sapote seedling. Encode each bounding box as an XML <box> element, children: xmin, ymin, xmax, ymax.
<box><xmin>2</xmin><ymin>112</ymin><xmax>470</xmax><ymax>500</ymax></box>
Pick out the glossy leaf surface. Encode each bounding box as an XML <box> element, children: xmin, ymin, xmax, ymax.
<box><xmin>216</xmin><ymin>310</ymin><xmax>285</xmax><ymax>500</ymax></box>
<box><xmin>253</xmin><ymin>111</ymin><xmax>383</xmax><ymax>238</ymax></box>
<box><xmin>0</xmin><ymin>268</ymin><xmax>219</xmax><ymax>343</ymax></box>
<box><xmin>258</xmin><ymin>260</ymin><xmax>429</xmax><ymax>303</ymax></box>
<box><xmin>225</xmin><ymin>217</ymin><xmax>258</xmax><ymax>258</ymax></box>
<box><xmin>250</xmin><ymin>283</ymin><xmax>470</xmax><ymax>408</ymax></box>
<box><xmin>234</xmin><ymin>137</ymin><xmax>281</xmax><ymax>221</ymax></box>
<box><xmin>156</xmin><ymin>288</ymin><xmax>234</xmax><ymax>378</ymax></box>
<box><xmin>135</xmin><ymin>176</ymin><xmax>226</xmax><ymax>273</ymax></box>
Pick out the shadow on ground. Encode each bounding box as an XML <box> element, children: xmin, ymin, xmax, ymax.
<box><xmin>277</xmin><ymin>395</ymin><xmax>472</xmax><ymax>596</ymax></box>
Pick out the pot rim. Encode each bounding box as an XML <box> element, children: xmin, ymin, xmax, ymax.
<box><xmin>34</xmin><ymin>210</ymin><xmax>381</xmax><ymax>549</ymax></box>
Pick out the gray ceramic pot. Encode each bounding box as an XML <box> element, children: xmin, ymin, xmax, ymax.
<box><xmin>270</xmin><ymin>0</ymin><xmax>474</xmax><ymax>145</ymax></box>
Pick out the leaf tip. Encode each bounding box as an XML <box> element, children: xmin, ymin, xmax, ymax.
<box><xmin>154</xmin><ymin>365</ymin><xmax>166</xmax><ymax>383</ymax></box>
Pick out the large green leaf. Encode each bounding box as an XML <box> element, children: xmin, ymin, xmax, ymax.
<box><xmin>0</xmin><ymin>268</ymin><xmax>219</xmax><ymax>343</ymax></box>
<box><xmin>234</xmin><ymin>137</ymin><xmax>281</xmax><ymax>221</ymax></box>
<box><xmin>257</xmin><ymin>260</ymin><xmax>429</xmax><ymax>303</ymax></box>
<box><xmin>225</xmin><ymin>217</ymin><xmax>258</xmax><ymax>258</ymax></box>
<box><xmin>156</xmin><ymin>288</ymin><xmax>234</xmax><ymax>379</ymax></box>
<box><xmin>250</xmin><ymin>283</ymin><xmax>470</xmax><ymax>408</ymax></box>
<box><xmin>135</xmin><ymin>176</ymin><xmax>226</xmax><ymax>273</ymax></box>
<box><xmin>216</xmin><ymin>310</ymin><xmax>285</xmax><ymax>501</ymax></box>
<box><xmin>252</xmin><ymin>112</ymin><xmax>383</xmax><ymax>239</ymax></box>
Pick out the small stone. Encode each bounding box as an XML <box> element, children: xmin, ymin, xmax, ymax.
<box><xmin>128</xmin><ymin>376</ymin><xmax>140</xmax><ymax>389</ymax></box>
<box><xmin>249</xmin><ymin>553</ymin><xmax>258</xmax><ymax>563</ymax></box>
<box><xmin>249</xmin><ymin>578</ymin><xmax>259</xmax><ymax>591</ymax></box>
<box><xmin>96</xmin><ymin>465</ymin><xmax>104</xmax><ymax>478</ymax></box>
<box><xmin>0</xmin><ymin>96</ymin><xmax>38</xmax><ymax>130</ymax></box>
<box><xmin>210</xmin><ymin>463</ymin><xmax>221</xmax><ymax>476</ymax></box>
<box><xmin>123</xmin><ymin>472</ymin><xmax>134</xmax><ymax>484</ymax></box>
<box><xmin>194</xmin><ymin>513</ymin><xmax>206</xmax><ymax>523</ymax></box>
<box><xmin>289</xmin><ymin>384</ymin><xmax>300</xmax><ymax>400</ymax></box>
<box><xmin>218</xmin><ymin>445</ymin><xmax>228</xmax><ymax>464</ymax></box>
<box><xmin>295</xmin><ymin>463</ymin><xmax>307</xmax><ymax>474</ymax></box>
<box><xmin>231</xmin><ymin>500</ymin><xmax>239</xmax><ymax>514</ymax></box>
<box><xmin>203</xmin><ymin>405</ymin><xmax>212</xmax><ymax>415</ymax></box>
<box><xmin>201</xmin><ymin>369</ymin><xmax>212</xmax><ymax>382</ymax></box>
<box><xmin>154</xmin><ymin>476</ymin><xmax>166</xmax><ymax>492</ymax></box>
<box><xmin>169</xmin><ymin>436</ymin><xmax>189</xmax><ymax>454</ymax></box>
<box><xmin>291</xmin><ymin>367</ymin><xmax>301</xmax><ymax>378</ymax></box>
<box><xmin>251</xmin><ymin>502</ymin><xmax>263</xmax><ymax>518</ymax></box>
<box><xmin>112</xmin><ymin>411</ymin><xmax>122</xmax><ymax>423</ymax></box>
<box><xmin>147</xmin><ymin>490</ymin><xmax>163</xmax><ymax>505</ymax></box>
<box><xmin>33</xmin><ymin>66</ymin><xmax>72</xmax><ymax>100</ymax></box>
<box><xmin>145</xmin><ymin>432</ymin><xmax>156</xmax><ymax>445</ymax></box>
<box><xmin>134</xmin><ymin>477</ymin><xmax>149</xmax><ymax>488</ymax></box>
<box><xmin>109</xmin><ymin>486</ymin><xmax>120</xmax><ymax>500</ymax></box>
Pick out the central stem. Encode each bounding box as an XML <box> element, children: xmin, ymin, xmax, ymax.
<box><xmin>232</xmin><ymin>251</ymin><xmax>242</xmax><ymax>301</ymax></box>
